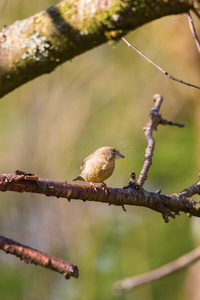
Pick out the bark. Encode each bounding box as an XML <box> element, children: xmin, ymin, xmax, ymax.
<box><xmin>0</xmin><ymin>0</ymin><xmax>197</xmax><ymax>98</ymax></box>
<box><xmin>0</xmin><ymin>171</ymin><xmax>200</xmax><ymax>223</ymax></box>
<box><xmin>0</xmin><ymin>235</ymin><xmax>79</xmax><ymax>279</ymax></box>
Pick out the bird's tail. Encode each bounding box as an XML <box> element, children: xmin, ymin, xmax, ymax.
<box><xmin>73</xmin><ymin>175</ymin><xmax>85</xmax><ymax>182</ymax></box>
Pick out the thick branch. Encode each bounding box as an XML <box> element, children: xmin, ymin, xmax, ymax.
<box><xmin>0</xmin><ymin>235</ymin><xmax>78</xmax><ymax>279</ymax></box>
<box><xmin>0</xmin><ymin>171</ymin><xmax>200</xmax><ymax>223</ymax></box>
<box><xmin>0</xmin><ymin>0</ymin><xmax>195</xmax><ymax>98</ymax></box>
<box><xmin>113</xmin><ymin>246</ymin><xmax>200</xmax><ymax>293</ymax></box>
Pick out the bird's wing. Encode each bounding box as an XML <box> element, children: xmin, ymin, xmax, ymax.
<box><xmin>101</xmin><ymin>161</ymin><xmax>109</xmax><ymax>170</ymax></box>
<box><xmin>80</xmin><ymin>153</ymin><xmax>93</xmax><ymax>170</ymax></box>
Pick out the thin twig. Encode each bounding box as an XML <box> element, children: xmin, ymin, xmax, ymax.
<box><xmin>160</xmin><ymin>118</ymin><xmax>185</xmax><ymax>127</ymax></box>
<box><xmin>137</xmin><ymin>94</ymin><xmax>184</xmax><ymax>188</ymax></box>
<box><xmin>187</xmin><ymin>11</ymin><xmax>200</xmax><ymax>53</ymax></box>
<box><xmin>121</xmin><ymin>37</ymin><xmax>200</xmax><ymax>90</ymax></box>
<box><xmin>113</xmin><ymin>246</ymin><xmax>200</xmax><ymax>293</ymax></box>
<box><xmin>136</xmin><ymin>95</ymin><xmax>158</xmax><ymax>187</ymax></box>
<box><xmin>193</xmin><ymin>8</ymin><xmax>200</xmax><ymax>20</ymax></box>
<box><xmin>179</xmin><ymin>179</ymin><xmax>200</xmax><ymax>198</ymax></box>
<box><xmin>0</xmin><ymin>235</ymin><xmax>79</xmax><ymax>279</ymax></box>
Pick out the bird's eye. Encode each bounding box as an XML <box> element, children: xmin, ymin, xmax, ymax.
<box><xmin>111</xmin><ymin>149</ymin><xmax>118</xmax><ymax>156</ymax></box>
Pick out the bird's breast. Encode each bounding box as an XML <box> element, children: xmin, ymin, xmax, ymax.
<box><xmin>81</xmin><ymin>159</ymin><xmax>115</xmax><ymax>183</ymax></box>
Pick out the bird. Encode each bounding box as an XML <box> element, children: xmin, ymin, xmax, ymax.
<box><xmin>73</xmin><ymin>146</ymin><xmax>125</xmax><ymax>192</ymax></box>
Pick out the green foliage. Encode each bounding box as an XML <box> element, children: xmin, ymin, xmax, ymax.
<box><xmin>0</xmin><ymin>265</ymin><xmax>23</xmax><ymax>300</ymax></box>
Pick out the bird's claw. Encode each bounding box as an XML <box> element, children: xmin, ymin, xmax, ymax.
<box><xmin>89</xmin><ymin>182</ymin><xmax>98</xmax><ymax>192</ymax></box>
<box><xmin>89</xmin><ymin>182</ymin><xmax>110</xmax><ymax>195</ymax></box>
<box><xmin>101</xmin><ymin>182</ymin><xmax>109</xmax><ymax>195</ymax></box>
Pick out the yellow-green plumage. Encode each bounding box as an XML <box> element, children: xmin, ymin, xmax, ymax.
<box><xmin>73</xmin><ymin>146</ymin><xmax>124</xmax><ymax>184</ymax></box>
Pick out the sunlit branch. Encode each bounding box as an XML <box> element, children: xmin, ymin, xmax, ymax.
<box><xmin>137</xmin><ymin>94</ymin><xmax>184</xmax><ymax>188</ymax></box>
<box><xmin>0</xmin><ymin>169</ymin><xmax>200</xmax><ymax>223</ymax></box>
<box><xmin>0</xmin><ymin>0</ymin><xmax>194</xmax><ymax>98</ymax></box>
<box><xmin>179</xmin><ymin>179</ymin><xmax>200</xmax><ymax>198</ymax></box>
<box><xmin>0</xmin><ymin>235</ymin><xmax>79</xmax><ymax>279</ymax></box>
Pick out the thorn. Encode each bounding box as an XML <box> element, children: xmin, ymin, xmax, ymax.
<box><xmin>162</xmin><ymin>210</ymin><xmax>175</xmax><ymax>223</ymax></box>
<box><xmin>156</xmin><ymin>190</ymin><xmax>162</xmax><ymax>194</ymax></box>
<box><xmin>121</xmin><ymin>204</ymin><xmax>126</xmax><ymax>212</ymax></box>
<box><xmin>15</xmin><ymin>170</ymin><xmax>25</xmax><ymax>175</ymax></box>
<box><xmin>129</xmin><ymin>172</ymin><xmax>136</xmax><ymax>183</ymax></box>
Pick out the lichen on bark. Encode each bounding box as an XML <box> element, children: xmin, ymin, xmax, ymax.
<box><xmin>0</xmin><ymin>0</ymin><xmax>196</xmax><ymax>98</ymax></box>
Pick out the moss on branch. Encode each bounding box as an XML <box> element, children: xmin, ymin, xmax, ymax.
<box><xmin>0</xmin><ymin>0</ymin><xmax>196</xmax><ymax>98</ymax></box>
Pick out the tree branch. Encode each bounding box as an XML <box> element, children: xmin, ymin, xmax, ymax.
<box><xmin>113</xmin><ymin>246</ymin><xmax>200</xmax><ymax>293</ymax></box>
<box><xmin>137</xmin><ymin>94</ymin><xmax>184</xmax><ymax>187</ymax></box>
<box><xmin>0</xmin><ymin>91</ymin><xmax>199</xmax><ymax>273</ymax></box>
<box><xmin>187</xmin><ymin>11</ymin><xmax>200</xmax><ymax>53</ymax></box>
<box><xmin>121</xmin><ymin>36</ymin><xmax>200</xmax><ymax>90</ymax></box>
<box><xmin>0</xmin><ymin>170</ymin><xmax>200</xmax><ymax>223</ymax></box>
<box><xmin>0</xmin><ymin>91</ymin><xmax>199</xmax><ymax>224</ymax></box>
<box><xmin>0</xmin><ymin>235</ymin><xmax>79</xmax><ymax>279</ymax></box>
<box><xmin>0</xmin><ymin>0</ymin><xmax>196</xmax><ymax>98</ymax></box>
<box><xmin>179</xmin><ymin>178</ymin><xmax>200</xmax><ymax>197</ymax></box>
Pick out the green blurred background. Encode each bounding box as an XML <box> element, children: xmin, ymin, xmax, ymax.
<box><xmin>0</xmin><ymin>1</ymin><xmax>200</xmax><ymax>299</ymax></box>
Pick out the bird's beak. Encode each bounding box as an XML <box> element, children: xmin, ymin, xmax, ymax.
<box><xmin>115</xmin><ymin>151</ymin><xmax>125</xmax><ymax>159</ymax></box>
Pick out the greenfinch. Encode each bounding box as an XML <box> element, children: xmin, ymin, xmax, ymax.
<box><xmin>73</xmin><ymin>146</ymin><xmax>124</xmax><ymax>191</ymax></box>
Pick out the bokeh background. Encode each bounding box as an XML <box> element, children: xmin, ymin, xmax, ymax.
<box><xmin>0</xmin><ymin>1</ymin><xmax>200</xmax><ymax>299</ymax></box>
